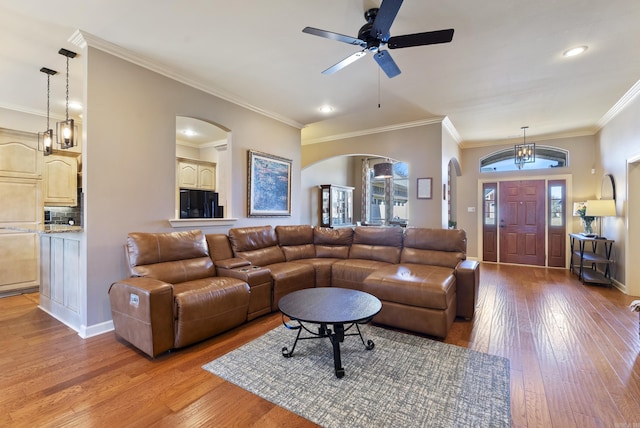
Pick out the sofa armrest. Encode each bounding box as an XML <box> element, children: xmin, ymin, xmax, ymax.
<box><xmin>214</xmin><ymin>257</ymin><xmax>251</xmax><ymax>269</ymax></box>
<box><xmin>454</xmin><ymin>260</ymin><xmax>480</xmax><ymax>319</ymax></box>
<box><xmin>108</xmin><ymin>277</ymin><xmax>175</xmax><ymax>358</ymax></box>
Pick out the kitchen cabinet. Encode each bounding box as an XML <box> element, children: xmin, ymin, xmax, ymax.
<box><xmin>0</xmin><ymin>129</ymin><xmax>42</xmax><ymax>294</ymax></box>
<box><xmin>44</xmin><ymin>153</ymin><xmax>78</xmax><ymax>206</ymax></box>
<box><xmin>319</xmin><ymin>184</ymin><xmax>354</xmax><ymax>228</ymax></box>
<box><xmin>40</xmin><ymin>231</ymin><xmax>81</xmax><ymax>330</ymax></box>
<box><xmin>177</xmin><ymin>158</ymin><xmax>216</xmax><ymax>190</ymax></box>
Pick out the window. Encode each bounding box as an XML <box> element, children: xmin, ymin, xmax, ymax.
<box><xmin>480</xmin><ymin>146</ymin><xmax>568</xmax><ymax>172</ymax></box>
<box><xmin>484</xmin><ymin>185</ymin><xmax>496</xmax><ymax>225</ymax></box>
<box><xmin>549</xmin><ymin>183</ymin><xmax>564</xmax><ymax>227</ymax></box>
<box><xmin>366</xmin><ymin>161</ymin><xmax>408</xmax><ymax>226</ymax></box>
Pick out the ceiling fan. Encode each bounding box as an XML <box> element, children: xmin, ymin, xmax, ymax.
<box><xmin>303</xmin><ymin>0</ymin><xmax>454</xmax><ymax>78</ymax></box>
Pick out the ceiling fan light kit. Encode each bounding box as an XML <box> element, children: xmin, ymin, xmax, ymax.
<box><xmin>303</xmin><ymin>0</ymin><xmax>454</xmax><ymax>78</ymax></box>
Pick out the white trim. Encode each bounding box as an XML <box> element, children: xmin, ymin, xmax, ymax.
<box><xmin>597</xmin><ymin>79</ymin><xmax>640</xmax><ymax>129</ymax></box>
<box><xmin>302</xmin><ymin>118</ymin><xmax>445</xmax><ymax>145</ymax></box>
<box><xmin>69</xmin><ymin>30</ymin><xmax>304</xmax><ymax>130</ymax></box>
<box><xmin>169</xmin><ymin>218</ymin><xmax>238</xmax><ymax>228</ymax></box>
<box><xmin>79</xmin><ymin>320</ymin><xmax>114</xmax><ymax>339</ymax></box>
<box><xmin>442</xmin><ymin>116</ymin><xmax>462</xmax><ymax>145</ymax></box>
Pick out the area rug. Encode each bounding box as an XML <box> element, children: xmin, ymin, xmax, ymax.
<box><xmin>203</xmin><ymin>325</ymin><xmax>510</xmax><ymax>427</ymax></box>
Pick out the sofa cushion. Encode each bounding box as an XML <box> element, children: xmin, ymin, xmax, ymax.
<box><xmin>228</xmin><ymin>226</ymin><xmax>286</xmax><ymax>266</ymax></box>
<box><xmin>126</xmin><ymin>230</ymin><xmax>215</xmax><ymax>283</ymax></box>
<box><xmin>363</xmin><ymin>264</ymin><xmax>456</xmax><ymax>310</ymax></box>
<box><xmin>401</xmin><ymin>228</ymin><xmax>466</xmax><ymax>268</ymax></box>
<box><xmin>349</xmin><ymin>226</ymin><xmax>403</xmax><ymax>264</ymax></box>
<box><xmin>313</xmin><ymin>226</ymin><xmax>352</xmax><ymax>259</ymax></box>
<box><xmin>275</xmin><ymin>225</ymin><xmax>316</xmax><ymax>261</ymax></box>
<box><xmin>173</xmin><ymin>277</ymin><xmax>250</xmax><ymax>348</ymax></box>
<box><xmin>331</xmin><ymin>259</ymin><xmax>392</xmax><ymax>291</ymax></box>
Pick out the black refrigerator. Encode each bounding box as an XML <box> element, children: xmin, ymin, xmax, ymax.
<box><xmin>179</xmin><ymin>189</ymin><xmax>223</xmax><ymax>218</ymax></box>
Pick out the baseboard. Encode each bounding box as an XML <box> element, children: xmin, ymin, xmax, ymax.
<box><xmin>79</xmin><ymin>320</ymin><xmax>115</xmax><ymax>339</ymax></box>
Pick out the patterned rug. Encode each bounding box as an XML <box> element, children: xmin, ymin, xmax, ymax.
<box><xmin>203</xmin><ymin>324</ymin><xmax>510</xmax><ymax>427</ymax></box>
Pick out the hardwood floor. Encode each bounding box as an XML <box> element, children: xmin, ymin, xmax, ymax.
<box><xmin>1</xmin><ymin>263</ymin><xmax>639</xmax><ymax>427</ymax></box>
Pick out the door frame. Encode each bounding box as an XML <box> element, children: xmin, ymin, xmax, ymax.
<box><xmin>477</xmin><ymin>173</ymin><xmax>574</xmax><ymax>267</ymax></box>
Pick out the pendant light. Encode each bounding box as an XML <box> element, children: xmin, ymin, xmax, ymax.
<box><xmin>39</xmin><ymin>67</ymin><xmax>57</xmax><ymax>156</ymax></box>
<box><xmin>56</xmin><ymin>48</ymin><xmax>77</xmax><ymax>149</ymax></box>
<box><xmin>374</xmin><ymin>160</ymin><xmax>394</xmax><ymax>178</ymax></box>
<box><xmin>514</xmin><ymin>126</ymin><xmax>535</xmax><ymax>169</ymax></box>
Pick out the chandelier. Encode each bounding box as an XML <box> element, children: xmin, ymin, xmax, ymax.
<box><xmin>514</xmin><ymin>126</ymin><xmax>535</xmax><ymax>169</ymax></box>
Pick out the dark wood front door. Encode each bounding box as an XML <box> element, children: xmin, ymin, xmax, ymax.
<box><xmin>499</xmin><ymin>180</ymin><xmax>546</xmax><ymax>266</ymax></box>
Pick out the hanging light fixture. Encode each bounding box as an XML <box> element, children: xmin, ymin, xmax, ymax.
<box><xmin>56</xmin><ymin>48</ymin><xmax>77</xmax><ymax>149</ymax></box>
<box><xmin>514</xmin><ymin>126</ymin><xmax>535</xmax><ymax>169</ymax></box>
<box><xmin>38</xmin><ymin>67</ymin><xmax>57</xmax><ymax>156</ymax></box>
<box><xmin>374</xmin><ymin>160</ymin><xmax>394</xmax><ymax>178</ymax></box>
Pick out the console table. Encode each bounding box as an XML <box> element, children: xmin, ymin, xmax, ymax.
<box><xmin>569</xmin><ymin>233</ymin><xmax>614</xmax><ymax>286</ymax></box>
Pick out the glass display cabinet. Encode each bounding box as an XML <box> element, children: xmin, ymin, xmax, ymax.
<box><xmin>319</xmin><ymin>184</ymin><xmax>354</xmax><ymax>228</ymax></box>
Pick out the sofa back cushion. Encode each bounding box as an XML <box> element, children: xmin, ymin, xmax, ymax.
<box><xmin>228</xmin><ymin>226</ymin><xmax>286</xmax><ymax>266</ymax></box>
<box><xmin>313</xmin><ymin>226</ymin><xmax>353</xmax><ymax>259</ymax></box>
<box><xmin>349</xmin><ymin>226</ymin><xmax>403</xmax><ymax>264</ymax></box>
<box><xmin>275</xmin><ymin>225</ymin><xmax>316</xmax><ymax>261</ymax></box>
<box><xmin>401</xmin><ymin>228</ymin><xmax>466</xmax><ymax>268</ymax></box>
<box><xmin>126</xmin><ymin>230</ymin><xmax>215</xmax><ymax>283</ymax></box>
<box><xmin>205</xmin><ymin>233</ymin><xmax>235</xmax><ymax>261</ymax></box>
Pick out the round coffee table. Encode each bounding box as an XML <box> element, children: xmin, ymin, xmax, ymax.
<box><xmin>278</xmin><ymin>287</ymin><xmax>382</xmax><ymax>378</ymax></box>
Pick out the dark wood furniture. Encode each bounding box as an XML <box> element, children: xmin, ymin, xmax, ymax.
<box><xmin>319</xmin><ymin>184</ymin><xmax>354</xmax><ymax>228</ymax></box>
<box><xmin>569</xmin><ymin>233</ymin><xmax>615</xmax><ymax>286</ymax></box>
<box><xmin>278</xmin><ymin>287</ymin><xmax>381</xmax><ymax>378</ymax></box>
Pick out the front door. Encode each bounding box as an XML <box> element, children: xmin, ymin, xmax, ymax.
<box><xmin>499</xmin><ymin>180</ymin><xmax>546</xmax><ymax>266</ymax></box>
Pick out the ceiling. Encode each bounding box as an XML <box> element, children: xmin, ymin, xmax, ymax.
<box><xmin>2</xmin><ymin>0</ymin><xmax>640</xmax><ymax>146</ymax></box>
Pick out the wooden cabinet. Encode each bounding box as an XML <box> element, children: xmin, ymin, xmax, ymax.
<box><xmin>0</xmin><ymin>130</ymin><xmax>42</xmax><ymax>294</ymax></box>
<box><xmin>177</xmin><ymin>158</ymin><xmax>216</xmax><ymax>190</ymax></box>
<box><xmin>319</xmin><ymin>184</ymin><xmax>354</xmax><ymax>228</ymax></box>
<box><xmin>44</xmin><ymin>153</ymin><xmax>78</xmax><ymax>206</ymax></box>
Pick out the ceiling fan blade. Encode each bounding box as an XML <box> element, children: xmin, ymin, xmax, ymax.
<box><xmin>322</xmin><ymin>50</ymin><xmax>368</xmax><ymax>75</ymax></box>
<box><xmin>387</xmin><ymin>29</ymin><xmax>454</xmax><ymax>49</ymax></box>
<box><xmin>303</xmin><ymin>27</ymin><xmax>365</xmax><ymax>46</ymax></box>
<box><xmin>373</xmin><ymin>50</ymin><xmax>401</xmax><ymax>78</ymax></box>
<box><xmin>371</xmin><ymin>0</ymin><xmax>403</xmax><ymax>40</ymax></box>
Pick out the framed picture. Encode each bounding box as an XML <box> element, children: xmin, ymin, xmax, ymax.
<box><xmin>248</xmin><ymin>150</ymin><xmax>292</xmax><ymax>216</ymax></box>
<box><xmin>417</xmin><ymin>177</ymin><xmax>432</xmax><ymax>199</ymax></box>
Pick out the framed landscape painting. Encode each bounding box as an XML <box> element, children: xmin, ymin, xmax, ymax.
<box><xmin>248</xmin><ymin>150</ymin><xmax>292</xmax><ymax>216</ymax></box>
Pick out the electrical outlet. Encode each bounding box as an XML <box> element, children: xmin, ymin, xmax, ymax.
<box><xmin>467</xmin><ymin>207</ymin><xmax>476</xmax><ymax>213</ymax></box>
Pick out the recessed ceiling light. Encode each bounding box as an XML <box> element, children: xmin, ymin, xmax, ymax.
<box><xmin>68</xmin><ymin>101</ymin><xmax>83</xmax><ymax>111</ymax></box>
<box><xmin>319</xmin><ymin>105</ymin><xmax>334</xmax><ymax>113</ymax></box>
<box><xmin>182</xmin><ymin>129</ymin><xmax>196</xmax><ymax>137</ymax></box>
<box><xmin>563</xmin><ymin>46</ymin><xmax>588</xmax><ymax>57</ymax></box>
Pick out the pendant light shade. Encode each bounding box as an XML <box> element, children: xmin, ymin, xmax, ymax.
<box><xmin>514</xmin><ymin>126</ymin><xmax>535</xmax><ymax>169</ymax></box>
<box><xmin>374</xmin><ymin>161</ymin><xmax>393</xmax><ymax>178</ymax></box>
<box><xmin>56</xmin><ymin>48</ymin><xmax>77</xmax><ymax>149</ymax></box>
<box><xmin>39</xmin><ymin>67</ymin><xmax>57</xmax><ymax>156</ymax></box>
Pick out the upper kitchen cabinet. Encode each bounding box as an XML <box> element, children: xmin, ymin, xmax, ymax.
<box><xmin>177</xmin><ymin>158</ymin><xmax>216</xmax><ymax>191</ymax></box>
<box><xmin>0</xmin><ymin>129</ymin><xmax>42</xmax><ymax>180</ymax></box>
<box><xmin>44</xmin><ymin>153</ymin><xmax>78</xmax><ymax>206</ymax></box>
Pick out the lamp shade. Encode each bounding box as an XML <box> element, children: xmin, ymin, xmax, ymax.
<box><xmin>373</xmin><ymin>162</ymin><xmax>393</xmax><ymax>178</ymax></box>
<box><xmin>585</xmin><ymin>199</ymin><xmax>616</xmax><ymax>217</ymax></box>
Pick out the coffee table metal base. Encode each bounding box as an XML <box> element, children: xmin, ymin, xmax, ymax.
<box><xmin>281</xmin><ymin>315</ymin><xmax>375</xmax><ymax>378</ymax></box>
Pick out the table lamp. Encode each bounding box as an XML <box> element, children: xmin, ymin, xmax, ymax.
<box><xmin>585</xmin><ymin>199</ymin><xmax>616</xmax><ymax>238</ymax></box>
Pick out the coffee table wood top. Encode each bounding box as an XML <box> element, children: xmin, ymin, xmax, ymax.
<box><xmin>278</xmin><ymin>287</ymin><xmax>382</xmax><ymax>324</ymax></box>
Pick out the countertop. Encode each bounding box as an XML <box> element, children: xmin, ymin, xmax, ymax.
<box><xmin>0</xmin><ymin>225</ymin><xmax>83</xmax><ymax>234</ymax></box>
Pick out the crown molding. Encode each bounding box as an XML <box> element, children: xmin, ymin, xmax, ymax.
<box><xmin>459</xmin><ymin>128</ymin><xmax>597</xmax><ymax>149</ymax></box>
<box><xmin>596</xmin><ymin>79</ymin><xmax>640</xmax><ymax>130</ymax></box>
<box><xmin>302</xmin><ymin>117</ymin><xmax>446</xmax><ymax>146</ymax></box>
<box><xmin>69</xmin><ymin>30</ymin><xmax>304</xmax><ymax>130</ymax></box>
<box><xmin>442</xmin><ymin>116</ymin><xmax>462</xmax><ymax>144</ymax></box>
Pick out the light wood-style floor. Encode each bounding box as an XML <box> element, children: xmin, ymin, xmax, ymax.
<box><xmin>1</xmin><ymin>263</ymin><xmax>639</xmax><ymax>427</ymax></box>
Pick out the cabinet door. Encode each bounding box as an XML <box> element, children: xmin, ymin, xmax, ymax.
<box><xmin>0</xmin><ymin>230</ymin><xmax>39</xmax><ymax>293</ymax></box>
<box><xmin>178</xmin><ymin>161</ymin><xmax>199</xmax><ymax>189</ymax></box>
<box><xmin>44</xmin><ymin>155</ymin><xmax>78</xmax><ymax>206</ymax></box>
<box><xmin>198</xmin><ymin>164</ymin><xmax>216</xmax><ymax>190</ymax></box>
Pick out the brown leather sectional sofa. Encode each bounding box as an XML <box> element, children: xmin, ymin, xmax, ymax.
<box><xmin>109</xmin><ymin>225</ymin><xmax>479</xmax><ymax>357</ymax></box>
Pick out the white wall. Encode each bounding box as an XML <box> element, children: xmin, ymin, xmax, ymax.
<box><xmin>82</xmin><ymin>47</ymin><xmax>301</xmax><ymax>328</ymax></box>
<box><xmin>596</xmin><ymin>87</ymin><xmax>640</xmax><ymax>295</ymax></box>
